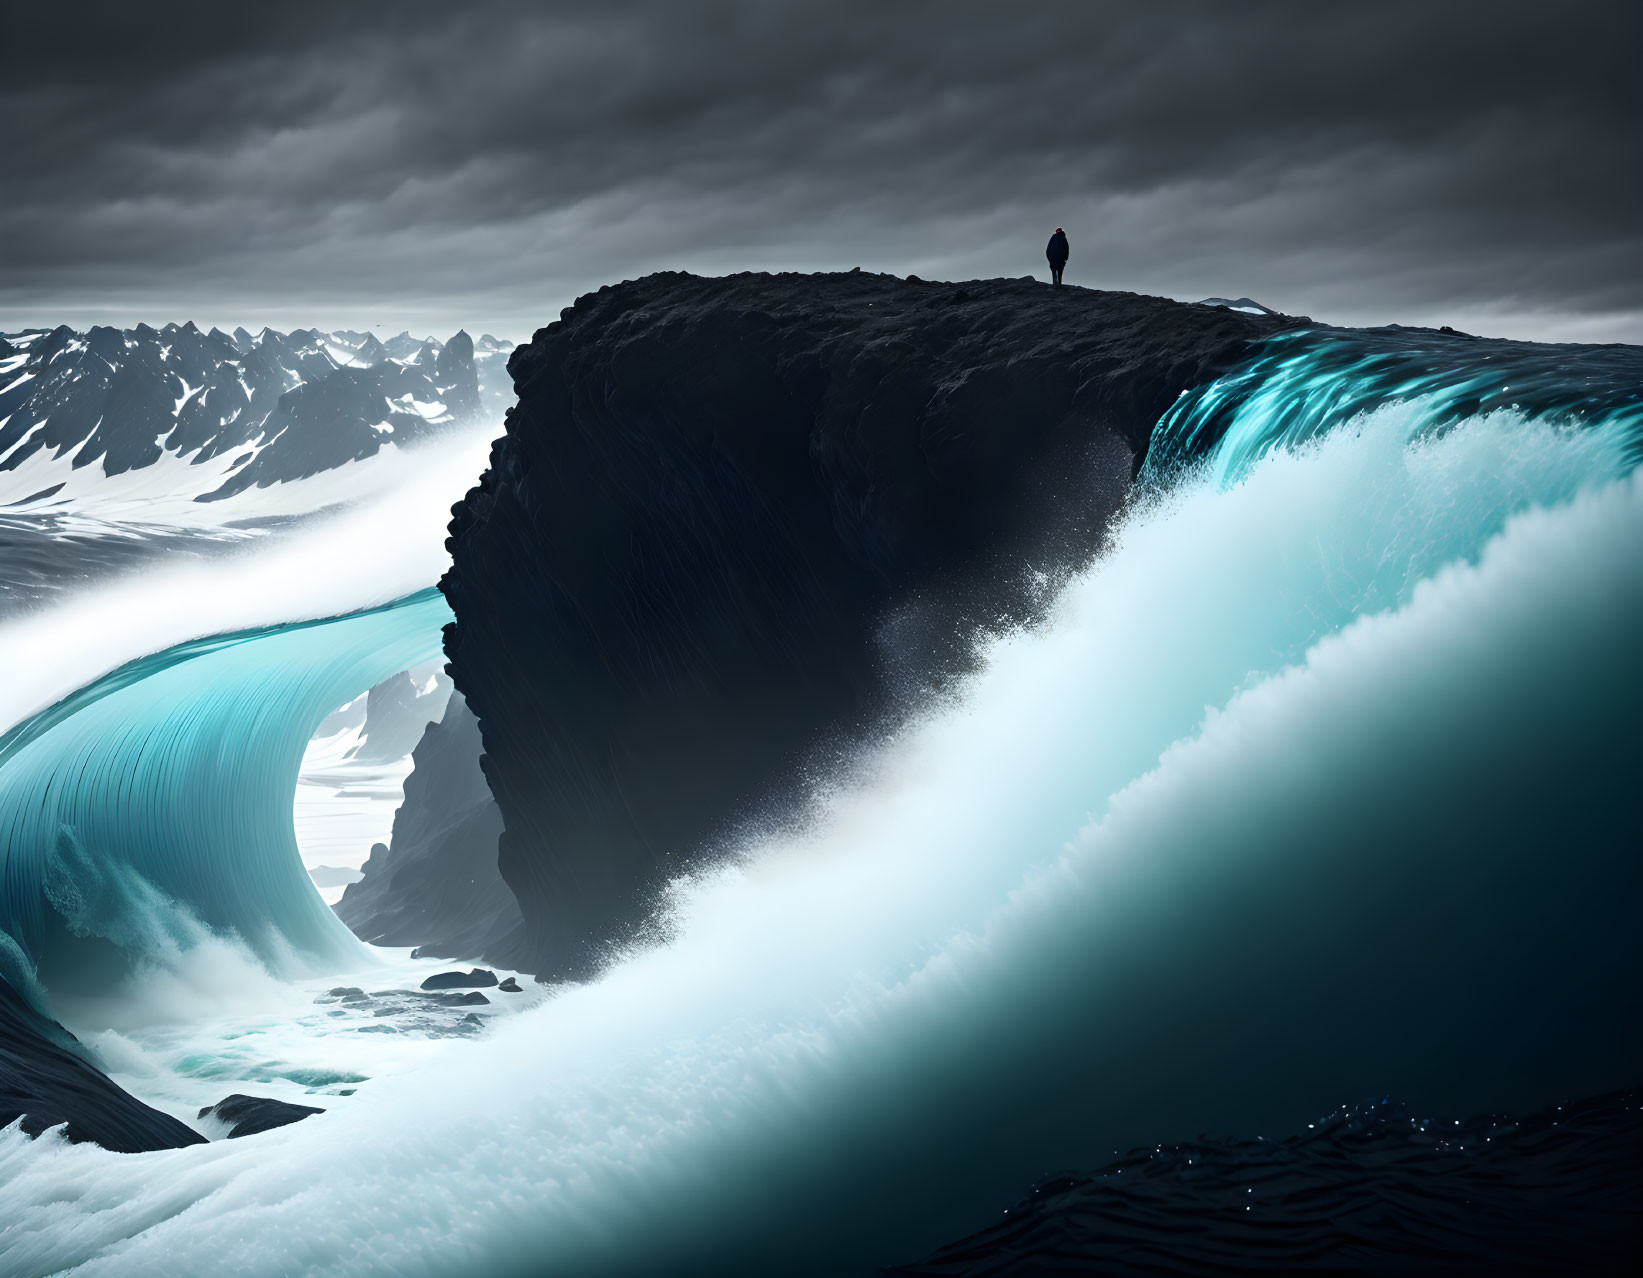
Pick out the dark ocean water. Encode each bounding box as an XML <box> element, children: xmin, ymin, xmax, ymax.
<box><xmin>0</xmin><ymin>515</ymin><xmax>320</xmax><ymax>614</ymax></box>
<box><xmin>0</xmin><ymin>522</ymin><xmax>176</xmax><ymax>612</ymax></box>
<box><xmin>890</xmin><ymin>1088</ymin><xmax>1643</xmax><ymax>1274</ymax></box>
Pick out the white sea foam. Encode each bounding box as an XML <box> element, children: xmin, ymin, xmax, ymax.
<box><xmin>0</xmin><ymin>424</ymin><xmax>496</xmax><ymax>735</ymax></box>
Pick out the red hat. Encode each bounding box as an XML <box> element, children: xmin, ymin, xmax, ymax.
<box><xmin>1055</xmin><ymin>227</ymin><xmax>1063</xmax><ymax>233</ymax></box>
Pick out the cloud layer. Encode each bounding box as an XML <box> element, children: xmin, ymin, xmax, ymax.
<box><xmin>4</xmin><ymin>1</ymin><xmax>1639</xmax><ymax>341</ymax></box>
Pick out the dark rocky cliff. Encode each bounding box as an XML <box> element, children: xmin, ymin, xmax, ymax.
<box><xmin>441</xmin><ymin>271</ymin><xmax>1297</xmax><ymax>979</ymax></box>
<box><xmin>1</xmin><ymin>975</ymin><xmax>205</xmax><ymax>1152</ymax></box>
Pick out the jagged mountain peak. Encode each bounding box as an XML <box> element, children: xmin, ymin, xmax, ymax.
<box><xmin>350</xmin><ymin>332</ymin><xmax>388</xmax><ymax>366</ymax></box>
<box><xmin>399</xmin><ymin>338</ymin><xmax>440</xmax><ymax>368</ymax></box>
<box><xmin>85</xmin><ymin>326</ymin><xmax>125</xmax><ymax>362</ymax></box>
<box><xmin>381</xmin><ymin>331</ymin><xmax>425</xmax><ymax>360</ymax></box>
<box><xmin>0</xmin><ymin>318</ymin><xmax>490</xmax><ymax>512</ymax></box>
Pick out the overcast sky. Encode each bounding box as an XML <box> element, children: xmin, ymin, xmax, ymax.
<box><xmin>4</xmin><ymin>1</ymin><xmax>1638</xmax><ymax>344</ymax></box>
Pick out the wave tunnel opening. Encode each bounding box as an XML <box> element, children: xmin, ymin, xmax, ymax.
<box><xmin>0</xmin><ymin>317</ymin><xmax>1639</xmax><ymax>1276</ymax></box>
<box><xmin>0</xmin><ymin>589</ymin><xmax>452</xmax><ymax>1013</ymax></box>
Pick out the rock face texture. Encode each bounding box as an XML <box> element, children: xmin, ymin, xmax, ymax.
<box><xmin>334</xmin><ymin>695</ymin><xmax>519</xmax><ymax>963</ymax></box>
<box><xmin>198</xmin><ymin>1093</ymin><xmax>324</xmax><ymax>1139</ymax></box>
<box><xmin>441</xmin><ymin>271</ymin><xmax>1297</xmax><ymax>979</ymax></box>
<box><xmin>1</xmin><ymin>976</ymin><xmax>205</xmax><ymax>1152</ymax></box>
<box><xmin>419</xmin><ymin>967</ymin><xmax>498</xmax><ymax>990</ymax></box>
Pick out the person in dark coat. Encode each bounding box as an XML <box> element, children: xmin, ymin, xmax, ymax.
<box><xmin>1046</xmin><ymin>227</ymin><xmax>1069</xmax><ymax>285</ymax></box>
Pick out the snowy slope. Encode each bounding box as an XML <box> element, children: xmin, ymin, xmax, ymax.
<box><xmin>0</xmin><ymin>323</ymin><xmax>509</xmax><ymax>609</ymax></box>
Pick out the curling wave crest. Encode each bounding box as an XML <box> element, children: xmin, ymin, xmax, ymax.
<box><xmin>1</xmin><ymin>338</ymin><xmax>1640</xmax><ymax>1275</ymax></box>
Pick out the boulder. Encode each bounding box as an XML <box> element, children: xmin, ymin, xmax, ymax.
<box><xmin>197</xmin><ymin>1093</ymin><xmax>324</xmax><ymax>1139</ymax></box>
<box><xmin>419</xmin><ymin>967</ymin><xmax>497</xmax><ymax>990</ymax></box>
<box><xmin>1</xmin><ymin>974</ymin><xmax>205</xmax><ymax>1152</ymax></box>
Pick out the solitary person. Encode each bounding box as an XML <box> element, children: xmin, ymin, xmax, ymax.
<box><xmin>1046</xmin><ymin>227</ymin><xmax>1069</xmax><ymax>285</ymax></box>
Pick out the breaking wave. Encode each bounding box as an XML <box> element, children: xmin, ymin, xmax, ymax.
<box><xmin>0</xmin><ymin>591</ymin><xmax>450</xmax><ymax>1010</ymax></box>
<box><xmin>0</xmin><ymin>329</ymin><xmax>1639</xmax><ymax>1275</ymax></box>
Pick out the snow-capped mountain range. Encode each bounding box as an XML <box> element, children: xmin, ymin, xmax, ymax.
<box><xmin>0</xmin><ymin>323</ymin><xmax>512</xmax><ymax>608</ymax></box>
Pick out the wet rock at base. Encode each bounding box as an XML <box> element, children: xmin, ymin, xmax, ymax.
<box><xmin>198</xmin><ymin>1093</ymin><xmax>325</xmax><ymax>1139</ymax></box>
<box><xmin>385</xmin><ymin>988</ymin><xmax>492</xmax><ymax>1008</ymax></box>
<box><xmin>2</xmin><ymin>974</ymin><xmax>206</xmax><ymax>1152</ymax></box>
<box><xmin>498</xmin><ymin>977</ymin><xmax>522</xmax><ymax>992</ymax></box>
<box><xmin>419</xmin><ymin>967</ymin><xmax>497</xmax><ymax>990</ymax></box>
<box><xmin>315</xmin><ymin>986</ymin><xmax>370</xmax><ymax>1004</ymax></box>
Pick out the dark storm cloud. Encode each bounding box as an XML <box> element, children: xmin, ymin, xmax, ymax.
<box><xmin>3</xmin><ymin>0</ymin><xmax>1638</xmax><ymax>341</ymax></box>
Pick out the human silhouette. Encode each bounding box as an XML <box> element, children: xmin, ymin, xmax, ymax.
<box><xmin>1046</xmin><ymin>228</ymin><xmax>1069</xmax><ymax>286</ymax></box>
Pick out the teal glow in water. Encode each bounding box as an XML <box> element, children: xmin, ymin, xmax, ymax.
<box><xmin>1145</xmin><ymin>327</ymin><xmax>1643</xmax><ymax>488</ymax></box>
<box><xmin>1</xmin><ymin>403</ymin><xmax>1634</xmax><ymax>1276</ymax></box>
<box><xmin>0</xmin><ymin>332</ymin><xmax>1639</xmax><ymax>1276</ymax></box>
<box><xmin>0</xmin><ymin>588</ymin><xmax>451</xmax><ymax>1004</ymax></box>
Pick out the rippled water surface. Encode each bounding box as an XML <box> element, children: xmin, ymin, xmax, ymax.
<box><xmin>893</xmin><ymin>1088</ymin><xmax>1643</xmax><ymax>1274</ymax></box>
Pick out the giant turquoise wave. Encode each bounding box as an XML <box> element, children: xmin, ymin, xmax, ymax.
<box><xmin>1144</xmin><ymin>325</ymin><xmax>1643</xmax><ymax>488</ymax></box>
<box><xmin>0</xmin><ymin>323</ymin><xmax>1639</xmax><ymax>1275</ymax></box>
<box><xmin>5</xmin><ymin>326</ymin><xmax>1642</xmax><ymax>1021</ymax></box>
<box><xmin>0</xmin><ymin>589</ymin><xmax>451</xmax><ymax>1007</ymax></box>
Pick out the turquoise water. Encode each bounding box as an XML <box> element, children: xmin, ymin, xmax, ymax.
<box><xmin>0</xmin><ymin>589</ymin><xmax>451</xmax><ymax>1009</ymax></box>
<box><xmin>1145</xmin><ymin>325</ymin><xmax>1643</xmax><ymax>488</ymax></box>
<box><xmin>0</xmin><ymin>328</ymin><xmax>1638</xmax><ymax>1275</ymax></box>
